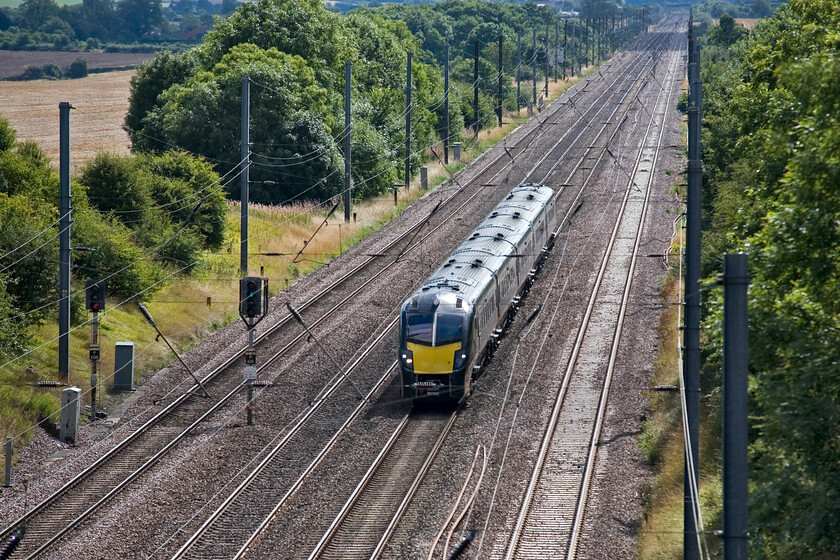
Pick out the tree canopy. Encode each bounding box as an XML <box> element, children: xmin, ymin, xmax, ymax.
<box><xmin>699</xmin><ymin>1</ymin><xmax>840</xmax><ymax>556</ymax></box>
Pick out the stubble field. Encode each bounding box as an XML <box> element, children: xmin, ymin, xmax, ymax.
<box><xmin>0</xmin><ymin>69</ymin><xmax>137</xmax><ymax>171</ymax></box>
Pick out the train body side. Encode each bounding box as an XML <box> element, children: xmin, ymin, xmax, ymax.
<box><xmin>399</xmin><ymin>184</ymin><xmax>557</xmax><ymax>403</ymax></box>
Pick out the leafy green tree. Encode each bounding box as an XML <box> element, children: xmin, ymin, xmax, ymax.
<box><xmin>706</xmin><ymin>13</ymin><xmax>748</xmax><ymax>47</ymax></box>
<box><xmin>0</xmin><ymin>193</ymin><xmax>58</xmax><ymax>320</ymax></box>
<box><xmin>79</xmin><ymin>150</ymin><xmax>227</xmax><ymax>256</ymax></box>
<box><xmin>20</xmin><ymin>0</ymin><xmax>59</xmax><ymax>30</ymax></box>
<box><xmin>0</xmin><ymin>141</ymin><xmax>57</xmax><ymax>202</ymax></box>
<box><xmin>137</xmin><ymin>150</ymin><xmax>227</xmax><ymax>249</ymax></box>
<box><xmin>71</xmin><ymin>198</ymin><xmax>165</xmax><ymax>298</ymax></box>
<box><xmin>67</xmin><ymin>58</ymin><xmax>88</xmax><ymax>79</ymax></box>
<box><xmin>126</xmin><ymin>50</ymin><xmax>200</xmax><ymax>151</ymax></box>
<box><xmin>699</xmin><ymin>1</ymin><xmax>840</xmax><ymax>556</ymax></box>
<box><xmin>0</xmin><ymin>116</ymin><xmax>15</xmax><ymax>153</ymax></box>
<box><xmin>200</xmin><ymin>0</ymin><xmax>352</xmax><ymax>88</ymax></box>
<box><xmin>117</xmin><ymin>0</ymin><xmax>162</xmax><ymax>39</ymax></box>
<box><xmin>751</xmin><ymin>0</ymin><xmax>772</xmax><ymax>18</ymax></box>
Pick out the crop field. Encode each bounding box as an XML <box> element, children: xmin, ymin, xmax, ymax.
<box><xmin>0</xmin><ymin>50</ymin><xmax>155</xmax><ymax>79</ymax></box>
<box><xmin>0</xmin><ymin>69</ymin><xmax>139</xmax><ymax>170</ymax></box>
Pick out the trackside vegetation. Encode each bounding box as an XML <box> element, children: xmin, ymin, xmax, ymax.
<box><xmin>642</xmin><ymin>2</ymin><xmax>840</xmax><ymax>558</ymax></box>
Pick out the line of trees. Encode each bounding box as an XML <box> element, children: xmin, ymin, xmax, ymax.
<box><xmin>0</xmin><ymin>0</ymin><xmax>237</xmax><ymax>51</ymax></box>
<box><xmin>126</xmin><ymin>0</ymin><xmax>649</xmax><ymax>205</ymax></box>
<box><xmin>698</xmin><ymin>1</ymin><xmax>840</xmax><ymax>556</ymax></box>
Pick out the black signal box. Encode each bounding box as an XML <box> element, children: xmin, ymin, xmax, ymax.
<box><xmin>85</xmin><ymin>280</ymin><xmax>106</xmax><ymax>312</ymax></box>
<box><xmin>239</xmin><ymin>277</ymin><xmax>268</xmax><ymax>325</ymax></box>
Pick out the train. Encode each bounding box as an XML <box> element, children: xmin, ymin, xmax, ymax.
<box><xmin>399</xmin><ymin>183</ymin><xmax>558</xmax><ymax>403</ymax></box>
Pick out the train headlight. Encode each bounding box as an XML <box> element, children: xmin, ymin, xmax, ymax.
<box><xmin>453</xmin><ymin>350</ymin><xmax>468</xmax><ymax>370</ymax></box>
<box><xmin>401</xmin><ymin>349</ymin><xmax>414</xmax><ymax>370</ymax></box>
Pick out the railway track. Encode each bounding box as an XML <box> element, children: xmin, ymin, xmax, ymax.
<box><xmin>162</xmin><ymin>31</ymin><xmax>667</xmax><ymax>560</ymax></box>
<box><xmin>503</xmin><ymin>22</ymin><xmax>683</xmax><ymax>560</ymax></box>
<box><xmin>0</xmin><ymin>20</ymin><xmax>677</xmax><ymax>560</ymax></box>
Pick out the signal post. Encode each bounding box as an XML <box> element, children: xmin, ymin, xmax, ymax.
<box><xmin>85</xmin><ymin>280</ymin><xmax>105</xmax><ymax>420</ymax></box>
<box><xmin>240</xmin><ymin>277</ymin><xmax>268</xmax><ymax>425</ymax></box>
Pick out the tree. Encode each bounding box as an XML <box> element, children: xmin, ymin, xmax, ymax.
<box><xmin>706</xmin><ymin>13</ymin><xmax>748</xmax><ymax>47</ymax></box>
<box><xmin>20</xmin><ymin>0</ymin><xmax>59</xmax><ymax>30</ymax></box>
<box><xmin>751</xmin><ymin>0</ymin><xmax>773</xmax><ymax>18</ymax></box>
<box><xmin>0</xmin><ymin>116</ymin><xmax>15</xmax><ymax>153</ymax></box>
<box><xmin>117</xmin><ymin>0</ymin><xmax>162</xmax><ymax>39</ymax></box>
<box><xmin>699</xmin><ymin>1</ymin><xmax>840</xmax><ymax>556</ymax></box>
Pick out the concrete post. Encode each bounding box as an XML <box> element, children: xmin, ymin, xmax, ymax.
<box><xmin>60</xmin><ymin>387</ymin><xmax>81</xmax><ymax>445</ymax></box>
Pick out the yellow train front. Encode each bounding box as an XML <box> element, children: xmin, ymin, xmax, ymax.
<box><xmin>399</xmin><ymin>183</ymin><xmax>558</xmax><ymax>403</ymax></box>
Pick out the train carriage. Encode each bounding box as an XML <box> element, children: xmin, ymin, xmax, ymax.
<box><xmin>399</xmin><ymin>183</ymin><xmax>558</xmax><ymax>403</ymax></box>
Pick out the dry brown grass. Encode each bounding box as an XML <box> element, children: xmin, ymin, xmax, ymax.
<box><xmin>735</xmin><ymin>18</ymin><xmax>760</xmax><ymax>30</ymax></box>
<box><xmin>0</xmin><ymin>70</ymin><xmax>135</xmax><ymax>172</ymax></box>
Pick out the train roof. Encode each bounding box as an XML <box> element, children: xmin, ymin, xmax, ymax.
<box><xmin>411</xmin><ymin>184</ymin><xmax>556</xmax><ymax>306</ymax></box>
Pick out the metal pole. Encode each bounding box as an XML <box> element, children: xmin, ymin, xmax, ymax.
<box><xmin>544</xmin><ymin>24</ymin><xmax>549</xmax><ymax>97</ymax></box>
<box><xmin>4</xmin><ymin>438</ymin><xmax>12</xmax><ymax>487</ymax></box>
<box><xmin>58</xmin><ymin>101</ymin><xmax>71</xmax><ymax>383</ymax></box>
<box><xmin>516</xmin><ymin>33</ymin><xmax>521</xmax><ymax>113</ymax></box>
<box><xmin>723</xmin><ymin>253</ymin><xmax>750</xmax><ymax>560</ymax></box>
<box><xmin>240</xmin><ymin>77</ymin><xmax>250</xmax><ymax>273</ymax></box>
<box><xmin>497</xmin><ymin>34</ymin><xmax>503</xmax><ymax>127</ymax></box>
<box><xmin>405</xmin><ymin>51</ymin><xmax>412</xmax><ymax>188</ymax></box>
<box><xmin>444</xmin><ymin>42</ymin><xmax>450</xmax><ymax>164</ymax></box>
<box><xmin>531</xmin><ymin>28</ymin><xmax>537</xmax><ymax>106</ymax></box>
<box><xmin>344</xmin><ymin>61</ymin><xmax>352</xmax><ymax>222</ymax></box>
<box><xmin>563</xmin><ymin>19</ymin><xmax>567</xmax><ymax>79</ymax></box>
<box><xmin>473</xmin><ymin>39</ymin><xmax>479</xmax><ymax>136</ymax></box>
<box><xmin>246</xmin><ymin>328</ymin><xmax>255</xmax><ymax>425</ymax></box>
<box><xmin>684</xmin><ymin>37</ymin><xmax>702</xmax><ymax>560</ymax></box>
<box><xmin>554</xmin><ymin>20</ymin><xmax>559</xmax><ymax>82</ymax></box>
<box><xmin>90</xmin><ymin>311</ymin><xmax>99</xmax><ymax>420</ymax></box>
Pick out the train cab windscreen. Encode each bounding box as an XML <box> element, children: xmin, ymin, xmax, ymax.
<box><xmin>405</xmin><ymin>312</ymin><xmax>463</xmax><ymax>346</ymax></box>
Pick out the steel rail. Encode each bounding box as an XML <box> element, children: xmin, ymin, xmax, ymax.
<box><xmin>157</xmin><ymin>41</ymin><xmax>662</xmax><ymax>560</ymax></box>
<box><xmin>0</xmin><ymin>27</ymin><xmax>663</xmax><ymax>560</ymax></box>
<box><xmin>503</xmin><ymin>23</ymin><xmax>683</xmax><ymax>560</ymax></box>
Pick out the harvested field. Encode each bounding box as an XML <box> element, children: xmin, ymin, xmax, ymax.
<box><xmin>0</xmin><ymin>70</ymin><xmax>136</xmax><ymax>170</ymax></box>
<box><xmin>0</xmin><ymin>50</ymin><xmax>154</xmax><ymax>79</ymax></box>
<box><xmin>735</xmin><ymin>18</ymin><xmax>760</xmax><ymax>29</ymax></box>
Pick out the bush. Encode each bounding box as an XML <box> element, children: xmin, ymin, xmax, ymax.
<box><xmin>67</xmin><ymin>58</ymin><xmax>88</xmax><ymax>79</ymax></box>
<box><xmin>21</xmin><ymin>65</ymin><xmax>43</xmax><ymax>80</ymax></box>
<box><xmin>41</xmin><ymin>63</ymin><xmax>62</xmax><ymax>79</ymax></box>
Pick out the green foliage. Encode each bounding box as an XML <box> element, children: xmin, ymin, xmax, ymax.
<box><xmin>0</xmin><ymin>193</ymin><xmax>58</xmax><ymax>322</ymax></box>
<box><xmin>0</xmin><ymin>115</ymin><xmax>15</xmax><ymax>153</ymax></box>
<box><xmin>201</xmin><ymin>0</ymin><xmax>350</xmax><ymax>88</ymax></box>
<box><xmin>71</xmin><ymin>199</ymin><xmax>165</xmax><ymax>298</ymax></box>
<box><xmin>126</xmin><ymin>49</ymin><xmax>200</xmax><ymax>150</ymax></box>
<box><xmin>706</xmin><ymin>14</ymin><xmax>748</xmax><ymax>47</ymax></box>
<box><xmin>699</xmin><ymin>1</ymin><xmax>840</xmax><ymax>556</ymax></box>
<box><xmin>78</xmin><ymin>150</ymin><xmax>228</xmax><ymax>268</ymax></box>
<box><xmin>124</xmin><ymin>0</ymin><xmax>638</xmax><ymax>207</ymax></box>
<box><xmin>0</xmin><ymin>140</ymin><xmax>56</xmax><ymax>202</ymax></box>
<box><xmin>66</xmin><ymin>57</ymin><xmax>88</xmax><ymax>79</ymax></box>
